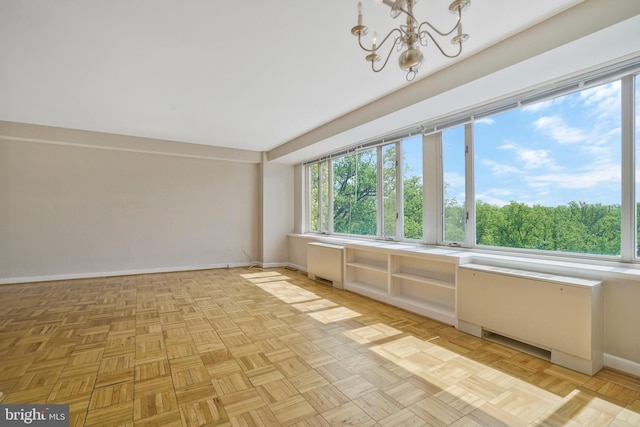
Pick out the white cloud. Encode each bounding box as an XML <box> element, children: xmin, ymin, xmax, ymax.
<box><xmin>517</xmin><ymin>148</ymin><xmax>560</xmax><ymax>170</ymax></box>
<box><xmin>533</xmin><ymin>115</ymin><xmax>586</xmax><ymax>144</ymax></box>
<box><xmin>443</xmin><ymin>171</ymin><xmax>465</xmax><ymax>189</ymax></box>
<box><xmin>577</xmin><ymin>127</ymin><xmax>621</xmax><ymax>156</ymax></box>
<box><xmin>528</xmin><ymin>163</ymin><xmax>620</xmax><ymax>190</ymax></box>
<box><xmin>475</xmin><ymin>117</ymin><xmax>494</xmax><ymax>125</ymax></box>
<box><xmin>443</xmin><ymin>172</ymin><xmax>465</xmax><ymax>203</ymax></box>
<box><xmin>481</xmin><ymin>159</ymin><xmax>521</xmax><ymax>177</ymax></box>
<box><xmin>522</xmin><ymin>98</ymin><xmax>561</xmax><ymax>113</ymax></box>
<box><xmin>475</xmin><ymin>188</ymin><xmax>515</xmax><ymax>207</ymax></box>
<box><xmin>498</xmin><ymin>143</ymin><xmax>560</xmax><ymax>171</ymax></box>
<box><xmin>580</xmin><ymin>81</ymin><xmax>621</xmax><ymax>120</ymax></box>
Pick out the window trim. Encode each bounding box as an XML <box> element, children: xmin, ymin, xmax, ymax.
<box><xmin>304</xmin><ymin>59</ymin><xmax>640</xmax><ymax>263</ymax></box>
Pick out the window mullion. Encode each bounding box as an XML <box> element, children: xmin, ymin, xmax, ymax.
<box><xmin>423</xmin><ymin>133</ymin><xmax>438</xmax><ymax>244</ymax></box>
<box><xmin>435</xmin><ymin>133</ymin><xmax>444</xmax><ymax>243</ymax></box>
<box><xmin>621</xmin><ymin>75</ymin><xmax>636</xmax><ymax>260</ymax></box>
<box><xmin>317</xmin><ymin>163</ymin><xmax>324</xmax><ymax>232</ymax></box>
<box><xmin>377</xmin><ymin>146</ymin><xmax>383</xmax><ymax>238</ymax></box>
<box><xmin>306</xmin><ymin>165</ymin><xmax>312</xmax><ymax>233</ymax></box>
<box><xmin>328</xmin><ymin>160</ymin><xmax>334</xmax><ymax>234</ymax></box>
<box><xmin>396</xmin><ymin>141</ymin><xmax>403</xmax><ymax>240</ymax></box>
<box><xmin>465</xmin><ymin>123</ymin><xmax>475</xmax><ymax>248</ymax></box>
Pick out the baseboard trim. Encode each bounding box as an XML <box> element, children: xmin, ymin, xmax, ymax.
<box><xmin>0</xmin><ymin>261</ymin><xmax>301</xmax><ymax>285</ymax></box>
<box><xmin>0</xmin><ymin>263</ymin><xmax>254</xmax><ymax>285</ymax></box>
<box><xmin>604</xmin><ymin>353</ymin><xmax>640</xmax><ymax>377</ymax></box>
<box><xmin>260</xmin><ymin>262</ymin><xmax>290</xmax><ymax>269</ymax></box>
<box><xmin>286</xmin><ymin>262</ymin><xmax>307</xmax><ymax>272</ymax></box>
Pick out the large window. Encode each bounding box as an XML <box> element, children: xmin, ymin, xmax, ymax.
<box><xmin>307</xmin><ymin>138</ymin><xmax>425</xmax><ymax>240</ymax></box>
<box><xmin>474</xmin><ymin>81</ymin><xmax>622</xmax><ymax>255</ymax></box>
<box><xmin>306</xmin><ymin>63</ymin><xmax>640</xmax><ymax>261</ymax></box>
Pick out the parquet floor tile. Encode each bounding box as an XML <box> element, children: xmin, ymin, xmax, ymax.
<box><xmin>1</xmin><ymin>267</ymin><xmax>640</xmax><ymax>426</ymax></box>
<box><xmin>321</xmin><ymin>401</ymin><xmax>376</xmax><ymax>426</ymax></box>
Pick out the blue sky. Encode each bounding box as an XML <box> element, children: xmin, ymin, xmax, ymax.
<box><xmin>438</xmin><ymin>79</ymin><xmax>636</xmax><ymax>208</ymax></box>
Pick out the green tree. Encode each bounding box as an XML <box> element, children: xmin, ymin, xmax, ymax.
<box><xmin>403</xmin><ymin>175</ymin><xmax>423</xmax><ymax>239</ymax></box>
<box><xmin>382</xmin><ymin>146</ymin><xmax>397</xmax><ymax>238</ymax></box>
<box><xmin>332</xmin><ymin>150</ymin><xmax>377</xmax><ymax>236</ymax></box>
<box><xmin>309</xmin><ymin>163</ymin><xmax>319</xmax><ymax>231</ymax></box>
<box><xmin>443</xmin><ymin>182</ymin><xmax>465</xmax><ymax>242</ymax></box>
<box><xmin>474</xmin><ymin>199</ymin><xmax>621</xmax><ymax>256</ymax></box>
<box><xmin>330</xmin><ymin>145</ymin><xmax>424</xmax><ymax>239</ymax></box>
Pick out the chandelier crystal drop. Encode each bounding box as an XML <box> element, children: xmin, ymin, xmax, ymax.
<box><xmin>351</xmin><ymin>0</ymin><xmax>470</xmax><ymax>81</ymax></box>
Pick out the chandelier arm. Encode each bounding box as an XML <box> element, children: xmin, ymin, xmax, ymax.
<box><xmin>357</xmin><ymin>28</ymin><xmax>403</xmax><ymax>53</ymax></box>
<box><xmin>417</xmin><ymin>14</ymin><xmax>462</xmax><ymax>38</ymax></box>
<box><xmin>371</xmin><ymin>38</ymin><xmax>400</xmax><ymax>72</ymax></box>
<box><xmin>422</xmin><ymin>31</ymin><xmax>464</xmax><ymax>58</ymax></box>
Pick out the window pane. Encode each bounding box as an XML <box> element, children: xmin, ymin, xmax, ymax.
<box><xmin>320</xmin><ymin>161</ymin><xmax>329</xmax><ymax>233</ymax></box>
<box><xmin>382</xmin><ymin>144</ymin><xmax>397</xmax><ymax>238</ymax></box>
<box><xmin>442</xmin><ymin>126</ymin><xmax>466</xmax><ymax>242</ymax></box>
<box><xmin>402</xmin><ymin>136</ymin><xmax>423</xmax><ymax>239</ymax></box>
<box><xmin>474</xmin><ymin>81</ymin><xmax>622</xmax><ymax>256</ymax></box>
<box><xmin>636</xmin><ymin>74</ymin><xmax>640</xmax><ymax>256</ymax></box>
<box><xmin>309</xmin><ymin>164</ymin><xmax>319</xmax><ymax>232</ymax></box>
<box><xmin>332</xmin><ymin>149</ymin><xmax>377</xmax><ymax>236</ymax></box>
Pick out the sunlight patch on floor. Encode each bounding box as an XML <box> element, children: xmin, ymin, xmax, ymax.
<box><xmin>342</xmin><ymin>323</ymin><xmax>403</xmax><ymax>344</ymax></box>
<box><xmin>240</xmin><ymin>271</ymin><xmax>638</xmax><ymax>425</ymax></box>
<box><xmin>370</xmin><ymin>335</ymin><xmax>634</xmax><ymax>426</ymax></box>
<box><xmin>307</xmin><ymin>307</ymin><xmax>361</xmax><ymax>324</ymax></box>
<box><xmin>240</xmin><ymin>271</ymin><xmax>282</xmax><ymax>279</ymax></box>
<box><xmin>241</xmin><ymin>271</ymin><xmax>292</xmax><ymax>284</ymax></box>
<box><xmin>250</xmin><ymin>280</ymin><xmax>319</xmax><ymax>304</ymax></box>
<box><xmin>241</xmin><ymin>273</ymin><xmax>351</xmax><ymax>318</ymax></box>
<box><xmin>291</xmin><ymin>299</ymin><xmax>338</xmax><ymax>313</ymax></box>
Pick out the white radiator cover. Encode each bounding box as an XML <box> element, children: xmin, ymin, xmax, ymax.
<box><xmin>307</xmin><ymin>242</ymin><xmax>344</xmax><ymax>289</ymax></box>
<box><xmin>457</xmin><ymin>263</ymin><xmax>603</xmax><ymax>375</ymax></box>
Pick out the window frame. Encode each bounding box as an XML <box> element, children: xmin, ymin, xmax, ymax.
<box><xmin>304</xmin><ymin>61</ymin><xmax>640</xmax><ymax>263</ymax></box>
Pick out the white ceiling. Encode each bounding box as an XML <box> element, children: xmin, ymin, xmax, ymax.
<box><xmin>1</xmin><ymin>0</ymin><xmax>639</xmax><ymax>164</ymax></box>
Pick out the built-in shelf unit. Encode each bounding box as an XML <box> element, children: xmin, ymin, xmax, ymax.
<box><xmin>302</xmin><ymin>238</ymin><xmax>608</xmax><ymax>375</ymax></box>
<box><xmin>344</xmin><ymin>242</ymin><xmax>472</xmax><ymax>325</ymax></box>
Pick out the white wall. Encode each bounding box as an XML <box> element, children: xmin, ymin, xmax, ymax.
<box><xmin>259</xmin><ymin>153</ymin><xmax>294</xmax><ymax>266</ymax></box>
<box><xmin>603</xmin><ymin>279</ymin><xmax>640</xmax><ymax>368</ymax></box>
<box><xmin>0</xmin><ymin>137</ymin><xmax>260</xmax><ymax>282</ymax></box>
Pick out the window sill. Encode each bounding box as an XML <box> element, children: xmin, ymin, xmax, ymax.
<box><xmin>289</xmin><ymin>233</ymin><xmax>640</xmax><ymax>282</ymax></box>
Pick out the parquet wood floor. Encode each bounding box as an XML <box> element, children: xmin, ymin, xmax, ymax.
<box><xmin>0</xmin><ymin>267</ymin><xmax>639</xmax><ymax>426</ymax></box>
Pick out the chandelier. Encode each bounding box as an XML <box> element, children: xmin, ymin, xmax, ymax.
<box><xmin>351</xmin><ymin>0</ymin><xmax>470</xmax><ymax>81</ymax></box>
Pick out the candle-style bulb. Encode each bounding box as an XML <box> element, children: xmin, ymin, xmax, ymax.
<box><xmin>372</xmin><ymin>32</ymin><xmax>378</xmax><ymax>50</ymax></box>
